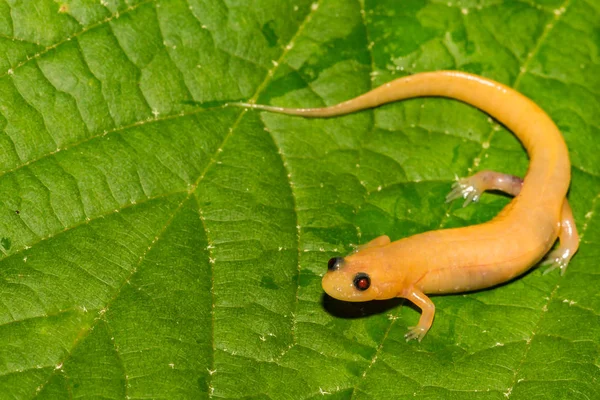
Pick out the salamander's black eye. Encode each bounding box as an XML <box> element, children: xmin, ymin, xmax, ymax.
<box><xmin>328</xmin><ymin>258</ymin><xmax>337</xmax><ymax>270</ymax></box>
<box><xmin>353</xmin><ymin>273</ymin><xmax>370</xmax><ymax>291</ymax></box>
<box><xmin>328</xmin><ymin>257</ymin><xmax>344</xmax><ymax>271</ymax></box>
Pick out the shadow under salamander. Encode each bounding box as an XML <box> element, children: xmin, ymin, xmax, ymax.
<box><xmin>322</xmin><ymin>294</ymin><xmax>409</xmax><ymax>319</ymax></box>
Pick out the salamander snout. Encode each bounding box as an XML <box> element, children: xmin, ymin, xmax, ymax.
<box><xmin>328</xmin><ymin>257</ymin><xmax>344</xmax><ymax>271</ymax></box>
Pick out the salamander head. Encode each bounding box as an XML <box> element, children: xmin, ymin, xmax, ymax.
<box><xmin>322</xmin><ymin>244</ymin><xmax>398</xmax><ymax>302</ymax></box>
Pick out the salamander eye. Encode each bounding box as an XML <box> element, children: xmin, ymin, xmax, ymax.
<box><xmin>353</xmin><ymin>273</ymin><xmax>370</xmax><ymax>291</ymax></box>
<box><xmin>328</xmin><ymin>257</ymin><xmax>344</xmax><ymax>271</ymax></box>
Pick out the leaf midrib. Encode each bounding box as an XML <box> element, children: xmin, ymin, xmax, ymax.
<box><xmin>27</xmin><ymin>2</ymin><xmax>320</xmax><ymax>397</ymax></box>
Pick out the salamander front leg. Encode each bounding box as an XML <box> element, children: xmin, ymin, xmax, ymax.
<box><xmin>355</xmin><ymin>235</ymin><xmax>390</xmax><ymax>252</ymax></box>
<box><xmin>542</xmin><ymin>199</ymin><xmax>580</xmax><ymax>275</ymax></box>
<box><xmin>403</xmin><ymin>288</ymin><xmax>435</xmax><ymax>342</ymax></box>
<box><xmin>445</xmin><ymin>170</ymin><xmax>523</xmax><ymax>206</ymax></box>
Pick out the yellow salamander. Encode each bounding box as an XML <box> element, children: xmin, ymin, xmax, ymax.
<box><xmin>234</xmin><ymin>71</ymin><xmax>579</xmax><ymax>341</ymax></box>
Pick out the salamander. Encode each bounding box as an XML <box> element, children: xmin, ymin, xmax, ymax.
<box><xmin>232</xmin><ymin>71</ymin><xmax>579</xmax><ymax>341</ymax></box>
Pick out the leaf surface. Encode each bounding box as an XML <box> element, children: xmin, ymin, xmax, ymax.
<box><xmin>0</xmin><ymin>0</ymin><xmax>598</xmax><ymax>399</ymax></box>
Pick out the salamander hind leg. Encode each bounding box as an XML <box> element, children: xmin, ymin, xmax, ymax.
<box><xmin>446</xmin><ymin>170</ymin><xmax>523</xmax><ymax>207</ymax></box>
<box><xmin>542</xmin><ymin>199</ymin><xmax>580</xmax><ymax>276</ymax></box>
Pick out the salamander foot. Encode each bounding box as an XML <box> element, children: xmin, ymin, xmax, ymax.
<box><xmin>445</xmin><ymin>178</ymin><xmax>483</xmax><ymax>207</ymax></box>
<box><xmin>541</xmin><ymin>248</ymin><xmax>572</xmax><ymax>276</ymax></box>
<box><xmin>405</xmin><ymin>326</ymin><xmax>428</xmax><ymax>342</ymax></box>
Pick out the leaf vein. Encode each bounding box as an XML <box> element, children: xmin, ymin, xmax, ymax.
<box><xmin>0</xmin><ymin>191</ymin><xmax>184</xmax><ymax>262</ymax></box>
<box><xmin>0</xmin><ymin>0</ymin><xmax>154</xmax><ymax>80</ymax></box>
<box><xmin>31</xmin><ymin>192</ymin><xmax>199</xmax><ymax>397</ymax></box>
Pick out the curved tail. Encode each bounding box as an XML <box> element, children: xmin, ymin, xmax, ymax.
<box><xmin>231</xmin><ymin>71</ymin><xmax>570</xmax><ymax>213</ymax></box>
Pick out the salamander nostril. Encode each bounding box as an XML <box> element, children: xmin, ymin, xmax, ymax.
<box><xmin>328</xmin><ymin>257</ymin><xmax>343</xmax><ymax>271</ymax></box>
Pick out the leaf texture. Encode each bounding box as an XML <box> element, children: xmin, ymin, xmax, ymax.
<box><xmin>0</xmin><ymin>0</ymin><xmax>598</xmax><ymax>399</ymax></box>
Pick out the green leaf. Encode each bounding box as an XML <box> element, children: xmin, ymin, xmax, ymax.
<box><xmin>0</xmin><ymin>0</ymin><xmax>598</xmax><ymax>399</ymax></box>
